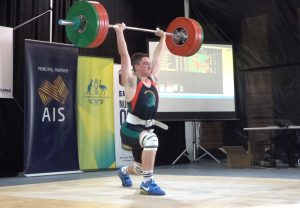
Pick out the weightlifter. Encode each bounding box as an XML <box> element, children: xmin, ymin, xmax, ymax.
<box><xmin>114</xmin><ymin>23</ymin><xmax>167</xmax><ymax>196</ymax></box>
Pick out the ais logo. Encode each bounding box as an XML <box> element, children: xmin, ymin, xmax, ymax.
<box><xmin>38</xmin><ymin>76</ymin><xmax>68</xmax><ymax>122</ymax></box>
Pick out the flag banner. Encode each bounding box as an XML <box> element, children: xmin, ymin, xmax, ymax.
<box><xmin>113</xmin><ymin>64</ymin><xmax>133</xmax><ymax>167</ymax></box>
<box><xmin>24</xmin><ymin>40</ymin><xmax>79</xmax><ymax>175</ymax></box>
<box><xmin>77</xmin><ymin>56</ymin><xmax>115</xmax><ymax>170</ymax></box>
<box><xmin>0</xmin><ymin>26</ymin><xmax>13</xmax><ymax>98</ymax></box>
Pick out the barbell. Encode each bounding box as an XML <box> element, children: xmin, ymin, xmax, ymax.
<box><xmin>58</xmin><ymin>0</ymin><xmax>204</xmax><ymax>56</ymax></box>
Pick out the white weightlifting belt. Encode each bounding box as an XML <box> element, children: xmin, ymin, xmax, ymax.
<box><xmin>126</xmin><ymin>112</ymin><xmax>168</xmax><ymax>130</ymax></box>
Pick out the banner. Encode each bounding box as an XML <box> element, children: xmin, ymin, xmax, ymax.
<box><xmin>24</xmin><ymin>40</ymin><xmax>79</xmax><ymax>175</ymax></box>
<box><xmin>113</xmin><ymin>64</ymin><xmax>134</xmax><ymax>167</ymax></box>
<box><xmin>0</xmin><ymin>26</ymin><xmax>13</xmax><ymax>98</ymax></box>
<box><xmin>77</xmin><ymin>56</ymin><xmax>115</xmax><ymax>170</ymax></box>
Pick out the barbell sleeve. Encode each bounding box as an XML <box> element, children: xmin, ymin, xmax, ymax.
<box><xmin>58</xmin><ymin>19</ymin><xmax>75</xmax><ymax>26</ymax></box>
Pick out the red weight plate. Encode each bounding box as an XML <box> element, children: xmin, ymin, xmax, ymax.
<box><xmin>94</xmin><ymin>2</ymin><xmax>109</xmax><ymax>46</ymax></box>
<box><xmin>87</xmin><ymin>1</ymin><xmax>109</xmax><ymax>48</ymax></box>
<box><xmin>166</xmin><ymin>17</ymin><xmax>196</xmax><ymax>56</ymax></box>
<box><xmin>174</xmin><ymin>17</ymin><xmax>202</xmax><ymax>56</ymax></box>
<box><xmin>181</xmin><ymin>19</ymin><xmax>201</xmax><ymax>56</ymax></box>
<box><xmin>94</xmin><ymin>1</ymin><xmax>109</xmax><ymax>46</ymax></box>
<box><xmin>193</xmin><ymin>19</ymin><xmax>204</xmax><ymax>46</ymax></box>
<box><xmin>184</xmin><ymin>18</ymin><xmax>204</xmax><ymax>56</ymax></box>
<box><xmin>166</xmin><ymin>17</ymin><xmax>203</xmax><ymax>57</ymax></box>
<box><xmin>182</xmin><ymin>19</ymin><xmax>202</xmax><ymax>56</ymax></box>
<box><xmin>186</xmin><ymin>19</ymin><xmax>204</xmax><ymax>56</ymax></box>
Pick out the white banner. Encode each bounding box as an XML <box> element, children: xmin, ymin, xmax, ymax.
<box><xmin>113</xmin><ymin>64</ymin><xmax>134</xmax><ymax>167</ymax></box>
<box><xmin>0</xmin><ymin>26</ymin><xmax>13</xmax><ymax>98</ymax></box>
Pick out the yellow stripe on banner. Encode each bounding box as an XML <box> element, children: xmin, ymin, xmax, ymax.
<box><xmin>77</xmin><ymin>56</ymin><xmax>115</xmax><ymax>170</ymax></box>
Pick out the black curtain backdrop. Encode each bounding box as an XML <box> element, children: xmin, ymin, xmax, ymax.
<box><xmin>190</xmin><ymin>0</ymin><xmax>300</xmax><ymax>145</ymax></box>
<box><xmin>1</xmin><ymin>0</ymin><xmax>300</xmax><ymax>176</ymax></box>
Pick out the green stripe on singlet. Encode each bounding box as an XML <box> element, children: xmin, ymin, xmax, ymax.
<box><xmin>121</xmin><ymin>123</ymin><xmax>140</xmax><ymax>139</ymax></box>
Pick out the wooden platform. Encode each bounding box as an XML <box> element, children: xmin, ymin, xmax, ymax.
<box><xmin>1</xmin><ymin>170</ymin><xmax>300</xmax><ymax>208</ymax></box>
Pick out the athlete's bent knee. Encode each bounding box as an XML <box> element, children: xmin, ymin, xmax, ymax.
<box><xmin>139</xmin><ymin>130</ymin><xmax>158</xmax><ymax>151</ymax></box>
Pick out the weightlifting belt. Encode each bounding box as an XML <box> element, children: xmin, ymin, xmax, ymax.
<box><xmin>126</xmin><ymin>112</ymin><xmax>168</xmax><ymax>130</ymax></box>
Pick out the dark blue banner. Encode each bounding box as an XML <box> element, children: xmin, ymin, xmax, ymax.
<box><xmin>24</xmin><ymin>40</ymin><xmax>79</xmax><ymax>175</ymax></box>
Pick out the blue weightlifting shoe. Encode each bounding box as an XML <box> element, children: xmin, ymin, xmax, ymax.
<box><xmin>140</xmin><ymin>179</ymin><xmax>166</xmax><ymax>195</ymax></box>
<box><xmin>118</xmin><ymin>167</ymin><xmax>132</xmax><ymax>187</ymax></box>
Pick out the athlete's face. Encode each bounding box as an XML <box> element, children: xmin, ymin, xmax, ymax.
<box><xmin>135</xmin><ymin>57</ymin><xmax>151</xmax><ymax>77</ymax></box>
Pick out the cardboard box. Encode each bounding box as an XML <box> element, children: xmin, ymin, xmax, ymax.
<box><xmin>219</xmin><ymin>146</ymin><xmax>253</xmax><ymax>168</ymax></box>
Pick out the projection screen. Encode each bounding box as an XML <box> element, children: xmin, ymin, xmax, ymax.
<box><xmin>148</xmin><ymin>41</ymin><xmax>237</xmax><ymax>121</ymax></box>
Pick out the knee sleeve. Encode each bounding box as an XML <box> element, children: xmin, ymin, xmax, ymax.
<box><xmin>133</xmin><ymin>162</ymin><xmax>144</xmax><ymax>175</ymax></box>
<box><xmin>139</xmin><ymin>130</ymin><xmax>158</xmax><ymax>151</ymax></box>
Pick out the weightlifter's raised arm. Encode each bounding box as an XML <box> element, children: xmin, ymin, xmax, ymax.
<box><xmin>114</xmin><ymin>23</ymin><xmax>133</xmax><ymax>88</ymax></box>
<box><xmin>151</xmin><ymin>29</ymin><xmax>166</xmax><ymax>83</ymax></box>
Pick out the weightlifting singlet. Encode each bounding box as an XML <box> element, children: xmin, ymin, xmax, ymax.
<box><xmin>128</xmin><ymin>77</ymin><xmax>159</xmax><ymax>120</ymax></box>
<box><xmin>120</xmin><ymin>77</ymin><xmax>159</xmax><ymax>162</ymax></box>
